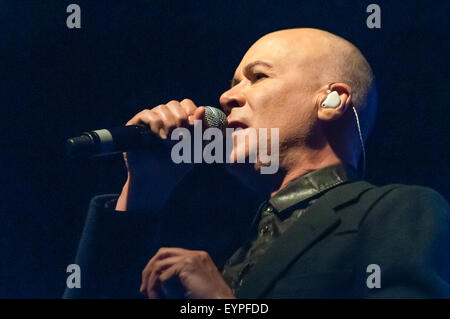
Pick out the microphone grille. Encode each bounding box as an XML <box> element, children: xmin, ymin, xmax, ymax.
<box><xmin>204</xmin><ymin>106</ymin><xmax>228</xmax><ymax>130</ymax></box>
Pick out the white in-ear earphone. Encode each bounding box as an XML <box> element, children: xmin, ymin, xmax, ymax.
<box><xmin>321</xmin><ymin>90</ymin><xmax>341</xmax><ymax>108</ymax></box>
<box><xmin>322</xmin><ymin>83</ymin><xmax>367</xmax><ymax>178</ymax></box>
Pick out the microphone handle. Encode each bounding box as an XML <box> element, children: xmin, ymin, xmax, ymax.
<box><xmin>65</xmin><ymin>125</ymin><xmax>162</xmax><ymax>158</ymax></box>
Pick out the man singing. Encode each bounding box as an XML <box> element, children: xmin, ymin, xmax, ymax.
<box><xmin>65</xmin><ymin>28</ymin><xmax>449</xmax><ymax>298</ymax></box>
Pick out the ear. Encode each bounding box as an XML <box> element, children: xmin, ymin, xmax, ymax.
<box><xmin>317</xmin><ymin>83</ymin><xmax>352</xmax><ymax>122</ymax></box>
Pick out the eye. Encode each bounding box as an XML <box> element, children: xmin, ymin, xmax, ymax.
<box><xmin>253</xmin><ymin>72</ymin><xmax>268</xmax><ymax>82</ymax></box>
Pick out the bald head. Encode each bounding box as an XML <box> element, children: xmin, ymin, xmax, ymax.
<box><xmin>221</xmin><ymin>28</ymin><xmax>377</xmax><ymax>174</ymax></box>
<box><xmin>250</xmin><ymin>28</ymin><xmax>377</xmax><ymax>140</ymax></box>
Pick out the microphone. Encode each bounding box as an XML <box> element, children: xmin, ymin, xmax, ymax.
<box><xmin>65</xmin><ymin>106</ymin><xmax>228</xmax><ymax>158</ymax></box>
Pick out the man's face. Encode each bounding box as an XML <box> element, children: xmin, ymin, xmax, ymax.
<box><xmin>219</xmin><ymin>33</ymin><xmax>323</xmax><ymax>166</ymax></box>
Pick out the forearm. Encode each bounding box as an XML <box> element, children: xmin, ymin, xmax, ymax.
<box><xmin>66</xmin><ymin>194</ymin><xmax>162</xmax><ymax>298</ymax></box>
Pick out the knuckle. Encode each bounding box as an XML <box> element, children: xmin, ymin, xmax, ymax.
<box><xmin>152</xmin><ymin>261</ymin><xmax>163</xmax><ymax>272</ymax></box>
<box><xmin>173</xmin><ymin>104</ymin><xmax>189</xmax><ymax>117</ymax></box>
<box><xmin>155</xmin><ymin>108</ymin><xmax>170</xmax><ymax>121</ymax></box>
<box><xmin>139</xmin><ymin>108</ymin><xmax>153</xmax><ymax>116</ymax></box>
<box><xmin>181</xmin><ymin>98</ymin><xmax>194</xmax><ymax>104</ymax></box>
<box><xmin>154</xmin><ymin>104</ymin><xmax>168</xmax><ymax>112</ymax></box>
<box><xmin>181</xmin><ymin>99</ymin><xmax>197</xmax><ymax>112</ymax></box>
<box><xmin>157</xmin><ymin>247</ymin><xmax>171</xmax><ymax>255</ymax></box>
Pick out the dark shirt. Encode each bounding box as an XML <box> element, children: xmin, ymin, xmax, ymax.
<box><xmin>221</xmin><ymin>163</ymin><xmax>359</xmax><ymax>294</ymax></box>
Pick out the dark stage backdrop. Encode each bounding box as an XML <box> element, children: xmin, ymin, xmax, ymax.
<box><xmin>0</xmin><ymin>0</ymin><xmax>448</xmax><ymax>298</ymax></box>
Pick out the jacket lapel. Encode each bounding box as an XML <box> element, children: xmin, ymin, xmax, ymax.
<box><xmin>236</xmin><ymin>181</ymin><xmax>374</xmax><ymax>298</ymax></box>
<box><xmin>236</xmin><ymin>197</ymin><xmax>340</xmax><ymax>298</ymax></box>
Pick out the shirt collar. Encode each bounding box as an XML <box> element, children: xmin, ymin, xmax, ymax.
<box><xmin>268</xmin><ymin>163</ymin><xmax>359</xmax><ymax>214</ymax></box>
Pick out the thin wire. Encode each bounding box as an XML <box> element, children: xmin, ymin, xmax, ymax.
<box><xmin>352</xmin><ymin>106</ymin><xmax>366</xmax><ymax>179</ymax></box>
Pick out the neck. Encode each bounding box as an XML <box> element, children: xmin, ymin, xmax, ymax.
<box><xmin>228</xmin><ymin>144</ymin><xmax>343</xmax><ymax>200</ymax></box>
<box><xmin>270</xmin><ymin>144</ymin><xmax>342</xmax><ymax>196</ymax></box>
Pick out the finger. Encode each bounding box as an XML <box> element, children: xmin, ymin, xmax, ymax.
<box><xmin>145</xmin><ymin>275</ymin><xmax>161</xmax><ymax>299</ymax></box>
<box><xmin>154</xmin><ymin>105</ymin><xmax>179</xmax><ymax>139</ymax></box>
<box><xmin>140</xmin><ymin>247</ymin><xmax>190</xmax><ymax>292</ymax></box>
<box><xmin>180</xmin><ymin>98</ymin><xmax>198</xmax><ymax>117</ymax></box>
<box><xmin>159</xmin><ymin>261</ymin><xmax>184</xmax><ymax>283</ymax></box>
<box><xmin>140</xmin><ymin>255</ymin><xmax>185</xmax><ymax>294</ymax></box>
<box><xmin>190</xmin><ymin>106</ymin><xmax>206</xmax><ymax>126</ymax></box>
<box><xmin>146</xmin><ymin>260</ymin><xmax>183</xmax><ymax>299</ymax></box>
<box><xmin>166</xmin><ymin>101</ymin><xmax>189</xmax><ymax>128</ymax></box>
<box><xmin>127</xmin><ymin>109</ymin><xmax>164</xmax><ymax>136</ymax></box>
<box><xmin>158</xmin><ymin>263</ymin><xmax>186</xmax><ymax>299</ymax></box>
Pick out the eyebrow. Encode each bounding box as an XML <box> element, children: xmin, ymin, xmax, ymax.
<box><xmin>230</xmin><ymin>61</ymin><xmax>273</xmax><ymax>87</ymax></box>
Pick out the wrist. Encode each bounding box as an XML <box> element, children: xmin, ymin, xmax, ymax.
<box><xmin>115</xmin><ymin>175</ymin><xmax>175</xmax><ymax>212</ymax></box>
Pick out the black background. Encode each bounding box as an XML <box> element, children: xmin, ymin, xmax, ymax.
<box><xmin>0</xmin><ymin>0</ymin><xmax>448</xmax><ymax>298</ymax></box>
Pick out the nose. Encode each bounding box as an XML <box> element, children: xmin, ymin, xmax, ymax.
<box><xmin>219</xmin><ymin>85</ymin><xmax>246</xmax><ymax>115</ymax></box>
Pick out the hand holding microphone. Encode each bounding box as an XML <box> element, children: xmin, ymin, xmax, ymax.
<box><xmin>65</xmin><ymin>99</ymin><xmax>226</xmax><ymax>212</ymax></box>
<box><xmin>117</xmin><ymin>99</ymin><xmax>225</xmax><ymax>212</ymax></box>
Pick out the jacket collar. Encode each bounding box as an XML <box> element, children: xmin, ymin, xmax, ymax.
<box><xmin>269</xmin><ymin>163</ymin><xmax>359</xmax><ymax>214</ymax></box>
<box><xmin>236</xmin><ymin>167</ymin><xmax>373</xmax><ymax>298</ymax></box>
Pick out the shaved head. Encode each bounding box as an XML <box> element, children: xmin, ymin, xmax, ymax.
<box><xmin>255</xmin><ymin>28</ymin><xmax>377</xmax><ymax>141</ymax></box>
<box><xmin>221</xmin><ymin>27</ymin><xmax>377</xmax><ymax>181</ymax></box>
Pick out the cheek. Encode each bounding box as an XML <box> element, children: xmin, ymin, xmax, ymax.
<box><xmin>246</xmin><ymin>84</ymin><xmax>288</xmax><ymax>128</ymax></box>
<box><xmin>267</xmin><ymin>104</ymin><xmax>316</xmax><ymax>149</ymax></box>
<box><xmin>251</xmin><ymin>84</ymin><xmax>314</xmax><ymax>134</ymax></box>
<box><xmin>279</xmin><ymin>101</ymin><xmax>317</xmax><ymax>142</ymax></box>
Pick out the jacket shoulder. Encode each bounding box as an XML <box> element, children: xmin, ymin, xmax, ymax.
<box><xmin>355</xmin><ymin>183</ymin><xmax>450</xmax><ymax>241</ymax></box>
<box><xmin>354</xmin><ymin>184</ymin><xmax>450</xmax><ymax>297</ymax></box>
<box><xmin>360</xmin><ymin>183</ymin><xmax>449</xmax><ymax>217</ymax></box>
<box><xmin>335</xmin><ymin>182</ymin><xmax>450</xmax><ymax>236</ymax></box>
